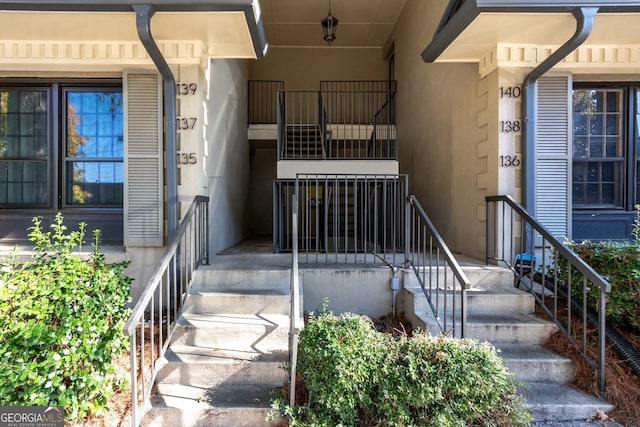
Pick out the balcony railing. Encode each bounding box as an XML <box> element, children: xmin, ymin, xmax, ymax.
<box><xmin>274</xmin><ymin>174</ymin><xmax>407</xmax><ymax>265</ymax></box>
<box><xmin>248</xmin><ymin>80</ymin><xmax>284</xmax><ymax>124</ymax></box>
<box><xmin>276</xmin><ymin>89</ymin><xmax>397</xmax><ymax>160</ymax></box>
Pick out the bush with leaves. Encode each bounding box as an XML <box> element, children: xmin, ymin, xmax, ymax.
<box><xmin>271</xmin><ymin>311</ymin><xmax>531</xmax><ymax>427</ymax></box>
<box><xmin>560</xmin><ymin>240</ymin><xmax>640</xmax><ymax>331</ymax></box>
<box><xmin>0</xmin><ymin>213</ymin><xmax>132</xmax><ymax>420</ymax></box>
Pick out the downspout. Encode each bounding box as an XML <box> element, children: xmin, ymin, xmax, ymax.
<box><xmin>133</xmin><ymin>4</ymin><xmax>179</xmax><ymax>239</ymax></box>
<box><xmin>522</xmin><ymin>7</ymin><xmax>598</xmax><ymax>215</ymax></box>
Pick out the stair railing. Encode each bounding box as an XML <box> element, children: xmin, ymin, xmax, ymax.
<box><xmin>369</xmin><ymin>91</ymin><xmax>397</xmax><ymax>159</ymax></box>
<box><xmin>123</xmin><ymin>195</ymin><xmax>209</xmax><ymax>426</ymax></box>
<box><xmin>486</xmin><ymin>194</ymin><xmax>610</xmax><ymax>391</ymax></box>
<box><xmin>288</xmin><ymin>192</ymin><xmax>302</xmax><ymax>407</ymax></box>
<box><xmin>406</xmin><ymin>195</ymin><xmax>470</xmax><ymax>337</ymax></box>
<box><xmin>276</xmin><ymin>89</ymin><xmax>285</xmax><ymax>160</ymax></box>
<box><xmin>317</xmin><ymin>91</ymin><xmax>328</xmax><ymax>159</ymax></box>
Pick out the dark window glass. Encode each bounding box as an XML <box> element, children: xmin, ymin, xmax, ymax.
<box><xmin>0</xmin><ymin>89</ymin><xmax>49</xmax><ymax>206</ymax></box>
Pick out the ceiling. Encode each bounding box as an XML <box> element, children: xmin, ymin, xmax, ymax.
<box><xmin>259</xmin><ymin>0</ymin><xmax>407</xmax><ymax>48</ymax></box>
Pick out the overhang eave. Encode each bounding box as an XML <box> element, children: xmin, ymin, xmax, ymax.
<box><xmin>422</xmin><ymin>0</ymin><xmax>640</xmax><ymax>63</ymax></box>
<box><xmin>0</xmin><ymin>0</ymin><xmax>268</xmax><ymax>59</ymax></box>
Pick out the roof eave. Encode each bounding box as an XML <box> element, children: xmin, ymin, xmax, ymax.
<box><xmin>421</xmin><ymin>0</ymin><xmax>640</xmax><ymax>63</ymax></box>
<box><xmin>0</xmin><ymin>0</ymin><xmax>268</xmax><ymax>58</ymax></box>
<box><xmin>421</xmin><ymin>0</ymin><xmax>480</xmax><ymax>63</ymax></box>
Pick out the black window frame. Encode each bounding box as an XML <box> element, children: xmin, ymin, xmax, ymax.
<box><xmin>0</xmin><ymin>78</ymin><xmax>123</xmax><ymax>213</ymax></box>
<box><xmin>572</xmin><ymin>82</ymin><xmax>638</xmax><ymax>212</ymax></box>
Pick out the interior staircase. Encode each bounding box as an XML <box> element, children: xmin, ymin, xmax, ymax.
<box><xmin>403</xmin><ymin>263</ymin><xmax>614</xmax><ymax>422</ymax></box>
<box><xmin>282</xmin><ymin>124</ymin><xmax>326</xmax><ymax>159</ymax></box>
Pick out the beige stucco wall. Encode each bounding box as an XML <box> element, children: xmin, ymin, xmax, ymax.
<box><xmin>390</xmin><ymin>0</ymin><xmax>487</xmax><ymax>259</ymax></box>
<box><xmin>205</xmin><ymin>58</ymin><xmax>251</xmax><ymax>254</ymax></box>
<box><xmin>249</xmin><ymin>47</ymin><xmax>387</xmax><ymax>90</ymax></box>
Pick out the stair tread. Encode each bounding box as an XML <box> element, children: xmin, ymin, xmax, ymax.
<box><xmin>142</xmin><ymin>406</ymin><xmax>276</xmax><ymax>427</ymax></box>
<box><xmin>191</xmin><ymin>287</ymin><xmax>289</xmax><ymax>296</ymax></box>
<box><xmin>496</xmin><ymin>344</ymin><xmax>573</xmax><ymax>361</ymax></box>
<box><xmin>178</xmin><ymin>313</ymin><xmax>290</xmax><ymax>328</ymax></box>
<box><xmin>467</xmin><ymin>313</ymin><xmax>555</xmax><ymax>324</ymax></box>
<box><xmin>521</xmin><ymin>382</ymin><xmax>613</xmax><ymax>415</ymax></box>
<box><xmin>165</xmin><ymin>345</ymin><xmax>288</xmax><ymax>363</ymax></box>
<box><xmin>152</xmin><ymin>383</ymin><xmax>279</xmax><ymax>409</ymax></box>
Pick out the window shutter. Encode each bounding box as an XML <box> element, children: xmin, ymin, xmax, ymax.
<box><xmin>123</xmin><ymin>72</ymin><xmax>164</xmax><ymax>246</ymax></box>
<box><xmin>535</xmin><ymin>74</ymin><xmax>572</xmax><ymax>239</ymax></box>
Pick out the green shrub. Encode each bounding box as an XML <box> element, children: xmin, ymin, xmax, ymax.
<box><xmin>0</xmin><ymin>213</ymin><xmax>132</xmax><ymax>420</ymax></box>
<box><xmin>561</xmin><ymin>240</ymin><xmax>640</xmax><ymax>331</ymax></box>
<box><xmin>271</xmin><ymin>311</ymin><xmax>531</xmax><ymax>427</ymax></box>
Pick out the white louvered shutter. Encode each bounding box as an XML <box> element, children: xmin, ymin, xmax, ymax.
<box><xmin>535</xmin><ymin>74</ymin><xmax>572</xmax><ymax>239</ymax></box>
<box><xmin>124</xmin><ymin>72</ymin><xmax>164</xmax><ymax>246</ymax></box>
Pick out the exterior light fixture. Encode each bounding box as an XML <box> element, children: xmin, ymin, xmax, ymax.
<box><xmin>321</xmin><ymin>0</ymin><xmax>338</xmax><ymax>45</ymax></box>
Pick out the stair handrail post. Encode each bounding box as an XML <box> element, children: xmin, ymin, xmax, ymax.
<box><xmin>404</xmin><ymin>177</ymin><xmax>410</xmax><ymax>266</ymax></box>
<box><xmin>289</xmin><ymin>187</ymin><xmax>301</xmax><ymax>407</ymax></box>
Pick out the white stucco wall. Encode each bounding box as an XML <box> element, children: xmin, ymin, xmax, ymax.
<box><xmin>205</xmin><ymin>59</ymin><xmax>251</xmax><ymax>254</ymax></box>
<box><xmin>390</xmin><ymin>0</ymin><xmax>487</xmax><ymax>259</ymax></box>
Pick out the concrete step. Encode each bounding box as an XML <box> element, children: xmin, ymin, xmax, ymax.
<box><xmin>466</xmin><ymin>313</ymin><xmax>558</xmax><ymax>344</ymax></box>
<box><xmin>192</xmin><ymin>268</ymin><xmax>291</xmax><ymax>292</ymax></box>
<box><xmin>156</xmin><ymin>347</ymin><xmax>287</xmax><ymax>388</ymax></box>
<box><xmin>171</xmin><ymin>313</ymin><xmax>290</xmax><ymax>353</ymax></box>
<box><xmin>141</xmin><ymin>400</ymin><xmax>283</xmax><ymax>427</ymax></box>
<box><xmin>406</xmin><ymin>286</ymin><xmax>535</xmax><ymax>316</ymax></box>
<box><xmin>184</xmin><ymin>289</ymin><xmax>290</xmax><ymax>316</ymax></box>
<box><xmin>521</xmin><ymin>382</ymin><xmax>614</xmax><ymax>422</ymax></box>
<box><xmin>497</xmin><ymin>344</ymin><xmax>575</xmax><ymax>384</ymax></box>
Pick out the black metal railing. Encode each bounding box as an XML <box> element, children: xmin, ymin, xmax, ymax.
<box><xmin>277</xmin><ymin>90</ymin><xmax>396</xmax><ymax>160</ymax></box>
<box><xmin>407</xmin><ymin>195</ymin><xmax>470</xmax><ymax>337</ymax></box>
<box><xmin>320</xmin><ymin>80</ymin><xmax>397</xmax><ymax>92</ymax></box>
<box><xmin>274</xmin><ymin>175</ymin><xmax>468</xmax><ymax>337</ymax></box>
<box><xmin>123</xmin><ymin>196</ymin><xmax>209</xmax><ymax>426</ymax></box>
<box><xmin>486</xmin><ymin>194</ymin><xmax>610</xmax><ymax>391</ymax></box>
<box><xmin>248</xmin><ymin>80</ymin><xmax>284</xmax><ymax>124</ymax></box>
<box><xmin>370</xmin><ymin>91</ymin><xmax>397</xmax><ymax>158</ymax></box>
<box><xmin>274</xmin><ymin>174</ymin><xmax>407</xmax><ymax>265</ymax></box>
<box><xmin>277</xmin><ymin>91</ymin><xmax>326</xmax><ymax>159</ymax></box>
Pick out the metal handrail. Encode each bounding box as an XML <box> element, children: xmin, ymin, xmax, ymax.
<box><xmin>317</xmin><ymin>91</ymin><xmax>328</xmax><ymax>159</ymax></box>
<box><xmin>407</xmin><ymin>195</ymin><xmax>470</xmax><ymax>337</ymax></box>
<box><xmin>486</xmin><ymin>194</ymin><xmax>610</xmax><ymax>391</ymax></box>
<box><xmin>288</xmin><ymin>192</ymin><xmax>302</xmax><ymax>407</ymax></box>
<box><xmin>123</xmin><ymin>195</ymin><xmax>209</xmax><ymax>426</ymax></box>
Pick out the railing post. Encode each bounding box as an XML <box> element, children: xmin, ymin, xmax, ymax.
<box><xmin>204</xmin><ymin>198</ymin><xmax>210</xmax><ymax>264</ymax></box>
<box><xmin>485</xmin><ymin>199</ymin><xmax>490</xmax><ymax>265</ymax></box>
<box><xmin>404</xmin><ymin>179</ymin><xmax>410</xmax><ymax>266</ymax></box>
<box><xmin>599</xmin><ymin>290</ymin><xmax>607</xmax><ymax>392</ymax></box>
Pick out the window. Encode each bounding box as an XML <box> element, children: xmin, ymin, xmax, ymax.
<box><xmin>571</xmin><ymin>85</ymin><xmax>640</xmax><ymax>210</ymax></box>
<box><xmin>0</xmin><ymin>82</ymin><xmax>123</xmax><ymax>209</ymax></box>
<box><xmin>572</xmin><ymin>88</ymin><xmax>625</xmax><ymax>208</ymax></box>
